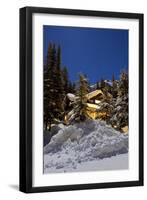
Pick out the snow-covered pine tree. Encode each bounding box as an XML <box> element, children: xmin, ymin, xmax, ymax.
<box><xmin>75</xmin><ymin>74</ymin><xmax>90</xmax><ymax>121</ymax></box>
<box><xmin>100</xmin><ymin>78</ymin><xmax>105</xmax><ymax>89</ymax></box>
<box><xmin>44</xmin><ymin>42</ymin><xmax>57</xmax><ymax>130</ymax></box>
<box><xmin>63</xmin><ymin>74</ymin><xmax>90</xmax><ymax>124</ymax></box>
<box><xmin>96</xmin><ymin>81</ymin><xmax>100</xmax><ymax>89</ymax></box>
<box><xmin>71</xmin><ymin>82</ymin><xmax>76</xmax><ymax>94</ymax></box>
<box><xmin>62</xmin><ymin>66</ymin><xmax>76</xmax><ymax>94</ymax></box>
<box><xmin>111</xmin><ymin>74</ymin><xmax>118</xmax><ymax>98</ymax></box>
<box><xmin>68</xmin><ymin>81</ymin><xmax>76</xmax><ymax>94</ymax></box>
<box><xmin>62</xmin><ymin>66</ymin><xmax>70</xmax><ymax>94</ymax></box>
<box><xmin>97</xmin><ymin>89</ymin><xmax>114</xmax><ymax>121</ymax></box>
<box><xmin>119</xmin><ymin>70</ymin><xmax>128</xmax><ymax>96</ymax></box>
<box><xmin>53</xmin><ymin>44</ymin><xmax>65</xmax><ymax>120</ymax></box>
<box><xmin>44</xmin><ymin>43</ymin><xmax>66</xmax><ymax>130</ymax></box>
<box><xmin>117</xmin><ymin>70</ymin><xmax>128</xmax><ymax>129</ymax></box>
<box><xmin>109</xmin><ymin>71</ymin><xmax>128</xmax><ymax>131</ymax></box>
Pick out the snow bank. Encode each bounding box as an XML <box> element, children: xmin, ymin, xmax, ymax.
<box><xmin>44</xmin><ymin>120</ymin><xmax>128</xmax><ymax>173</ymax></box>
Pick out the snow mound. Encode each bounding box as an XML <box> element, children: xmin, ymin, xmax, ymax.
<box><xmin>44</xmin><ymin>120</ymin><xmax>128</xmax><ymax>173</ymax></box>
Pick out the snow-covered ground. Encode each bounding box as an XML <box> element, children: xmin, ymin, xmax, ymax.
<box><xmin>44</xmin><ymin>153</ymin><xmax>128</xmax><ymax>173</ymax></box>
<box><xmin>44</xmin><ymin>120</ymin><xmax>128</xmax><ymax>173</ymax></box>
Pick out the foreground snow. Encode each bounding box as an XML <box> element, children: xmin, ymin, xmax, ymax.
<box><xmin>44</xmin><ymin>120</ymin><xmax>128</xmax><ymax>173</ymax></box>
<box><xmin>44</xmin><ymin>153</ymin><xmax>128</xmax><ymax>173</ymax></box>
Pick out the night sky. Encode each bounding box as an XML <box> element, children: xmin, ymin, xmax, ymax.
<box><xmin>43</xmin><ymin>25</ymin><xmax>128</xmax><ymax>84</ymax></box>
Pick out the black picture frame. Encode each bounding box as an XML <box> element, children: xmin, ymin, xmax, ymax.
<box><xmin>19</xmin><ymin>6</ymin><xmax>144</xmax><ymax>193</ymax></box>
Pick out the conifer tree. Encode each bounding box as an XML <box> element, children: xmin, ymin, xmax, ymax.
<box><xmin>78</xmin><ymin>74</ymin><xmax>89</xmax><ymax>102</ymax></box>
<box><xmin>53</xmin><ymin>44</ymin><xmax>64</xmax><ymax>119</ymax></box>
<box><xmin>112</xmin><ymin>73</ymin><xmax>115</xmax><ymax>82</ymax></box>
<box><xmin>111</xmin><ymin>74</ymin><xmax>118</xmax><ymax>98</ymax></box>
<box><xmin>76</xmin><ymin>74</ymin><xmax>89</xmax><ymax>121</ymax></box>
<box><xmin>62</xmin><ymin>66</ymin><xmax>69</xmax><ymax>94</ymax></box>
<box><xmin>109</xmin><ymin>71</ymin><xmax>128</xmax><ymax>130</ymax></box>
<box><xmin>44</xmin><ymin>42</ymin><xmax>69</xmax><ymax>129</ymax></box>
<box><xmin>119</xmin><ymin>71</ymin><xmax>128</xmax><ymax>96</ymax></box>
<box><xmin>71</xmin><ymin>82</ymin><xmax>76</xmax><ymax>93</ymax></box>
<box><xmin>96</xmin><ymin>81</ymin><xmax>100</xmax><ymax>89</ymax></box>
<box><xmin>100</xmin><ymin>78</ymin><xmax>105</xmax><ymax>89</ymax></box>
<box><xmin>44</xmin><ymin>42</ymin><xmax>57</xmax><ymax>130</ymax></box>
<box><xmin>68</xmin><ymin>81</ymin><xmax>76</xmax><ymax>94</ymax></box>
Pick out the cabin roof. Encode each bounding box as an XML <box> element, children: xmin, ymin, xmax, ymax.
<box><xmin>85</xmin><ymin>90</ymin><xmax>104</xmax><ymax>100</ymax></box>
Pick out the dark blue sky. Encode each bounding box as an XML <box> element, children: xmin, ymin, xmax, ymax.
<box><xmin>43</xmin><ymin>25</ymin><xmax>128</xmax><ymax>84</ymax></box>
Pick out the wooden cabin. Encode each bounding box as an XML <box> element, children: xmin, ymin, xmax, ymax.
<box><xmin>84</xmin><ymin>90</ymin><xmax>110</xmax><ymax>120</ymax></box>
<box><xmin>64</xmin><ymin>90</ymin><xmax>111</xmax><ymax>123</ymax></box>
<box><xmin>86</xmin><ymin>90</ymin><xmax>104</xmax><ymax>104</ymax></box>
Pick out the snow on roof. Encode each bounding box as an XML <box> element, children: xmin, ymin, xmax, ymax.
<box><xmin>67</xmin><ymin>93</ymin><xmax>77</xmax><ymax>101</ymax></box>
<box><xmin>104</xmin><ymin>80</ymin><xmax>113</xmax><ymax>86</ymax></box>
<box><xmin>107</xmin><ymin>81</ymin><xmax>113</xmax><ymax>86</ymax></box>
<box><xmin>90</xmin><ymin>84</ymin><xmax>97</xmax><ymax>88</ymax></box>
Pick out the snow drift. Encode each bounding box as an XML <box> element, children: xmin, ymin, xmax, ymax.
<box><xmin>44</xmin><ymin>120</ymin><xmax>128</xmax><ymax>173</ymax></box>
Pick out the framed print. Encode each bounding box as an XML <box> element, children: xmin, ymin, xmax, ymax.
<box><xmin>19</xmin><ymin>7</ymin><xmax>144</xmax><ymax>193</ymax></box>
